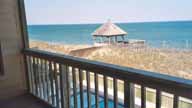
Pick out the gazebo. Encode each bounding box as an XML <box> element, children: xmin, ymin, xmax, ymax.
<box><xmin>92</xmin><ymin>20</ymin><xmax>128</xmax><ymax>46</ymax></box>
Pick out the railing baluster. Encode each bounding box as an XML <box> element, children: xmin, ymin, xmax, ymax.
<box><xmin>141</xmin><ymin>86</ymin><xmax>146</xmax><ymax>108</ymax></box>
<box><xmin>36</xmin><ymin>58</ymin><xmax>40</xmax><ymax>97</ymax></box>
<box><xmin>27</xmin><ymin>56</ymin><xmax>33</xmax><ymax>94</ymax></box>
<box><xmin>79</xmin><ymin>69</ymin><xmax>84</xmax><ymax>108</ymax></box>
<box><xmin>86</xmin><ymin>71</ymin><xmax>91</xmax><ymax>108</ymax></box>
<box><xmin>124</xmin><ymin>80</ymin><xmax>135</xmax><ymax>108</ymax></box>
<box><xmin>49</xmin><ymin>61</ymin><xmax>55</xmax><ymax>106</ymax></box>
<box><xmin>41</xmin><ymin>60</ymin><xmax>45</xmax><ymax>99</ymax></box>
<box><xmin>60</xmin><ymin>65</ymin><xmax>70</xmax><ymax>108</ymax></box>
<box><xmin>66</xmin><ymin>66</ymin><xmax>71</xmax><ymax>108</ymax></box>
<box><xmin>33</xmin><ymin>57</ymin><xmax>38</xmax><ymax>96</ymax></box>
<box><xmin>58</xmin><ymin>65</ymin><xmax>61</xmax><ymax>108</ymax></box>
<box><xmin>26</xmin><ymin>56</ymin><xmax>31</xmax><ymax>92</ymax></box>
<box><xmin>54</xmin><ymin>63</ymin><xmax>60</xmax><ymax>108</ymax></box>
<box><xmin>113</xmin><ymin>78</ymin><xmax>118</xmax><ymax>108</ymax></box>
<box><xmin>44</xmin><ymin>60</ymin><xmax>50</xmax><ymax>102</ymax></box>
<box><xmin>38</xmin><ymin>58</ymin><xmax>43</xmax><ymax>98</ymax></box>
<box><xmin>44</xmin><ymin>61</ymin><xmax>49</xmax><ymax>102</ymax></box>
<box><xmin>30</xmin><ymin>56</ymin><xmax>35</xmax><ymax>94</ymax></box>
<box><xmin>173</xmin><ymin>95</ymin><xmax>179</xmax><ymax>108</ymax></box>
<box><xmin>104</xmin><ymin>76</ymin><xmax>108</xmax><ymax>108</ymax></box>
<box><xmin>41</xmin><ymin>59</ymin><xmax>46</xmax><ymax>100</ymax></box>
<box><xmin>156</xmin><ymin>90</ymin><xmax>161</xmax><ymax>108</ymax></box>
<box><xmin>40</xmin><ymin>59</ymin><xmax>44</xmax><ymax>99</ymax></box>
<box><xmin>72</xmin><ymin>67</ymin><xmax>77</xmax><ymax>108</ymax></box>
<box><xmin>94</xmin><ymin>73</ymin><xmax>99</xmax><ymax>108</ymax></box>
<box><xmin>59</xmin><ymin>64</ymin><xmax>64</xmax><ymax>108</ymax></box>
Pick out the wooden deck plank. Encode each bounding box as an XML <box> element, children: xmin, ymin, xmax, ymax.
<box><xmin>0</xmin><ymin>94</ymin><xmax>52</xmax><ymax>108</ymax></box>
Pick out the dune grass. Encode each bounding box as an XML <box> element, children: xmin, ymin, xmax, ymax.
<box><xmin>86</xmin><ymin>46</ymin><xmax>192</xmax><ymax>80</ymax></box>
<box><xmin>30</xmin><ymin>41</ymin><xmax>192</xmax><ymax>80</ymax></box>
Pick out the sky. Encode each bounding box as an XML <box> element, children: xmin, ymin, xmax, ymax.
<box><xmin>24</xmin><ymin>0</ymin><xmax>192</xmax><ymax>25</ymax></box>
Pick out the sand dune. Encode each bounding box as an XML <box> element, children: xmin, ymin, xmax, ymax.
<box><xmin>86</xmin><ymin>46</ymin><xmax>192</xmax><ymax>79</ymax></box>
<box><xmin>30</xmin><ymin>41</ymin><xmax>192</xmax><ymax>80</ymax></box>
<box><xmin>30</xmin><ymin>40</ymin><xmax>92</xmax><ymax>54</ymax></box>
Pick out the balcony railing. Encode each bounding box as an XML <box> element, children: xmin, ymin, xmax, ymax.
<box><xmin>23</xmin><ymin>48</ymin><xmax>192</xmax><ymax>108</ymax></box>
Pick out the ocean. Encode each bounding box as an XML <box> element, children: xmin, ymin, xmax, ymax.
<box><xmin>28</xmin><ymin>21</ymin><xmax>192</xmax><ymax>48</ymax></box>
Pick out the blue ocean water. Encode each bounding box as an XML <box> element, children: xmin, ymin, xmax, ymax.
<box><xmin>28</xmin><ymin>21</ymin><xmax>192</xmax><ymax>48</ymax></box>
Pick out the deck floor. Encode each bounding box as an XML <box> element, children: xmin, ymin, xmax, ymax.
<box><xmin>0</xmin><ymin>94</ymin><xmax>52</xmax><ymax>108</ymax></box>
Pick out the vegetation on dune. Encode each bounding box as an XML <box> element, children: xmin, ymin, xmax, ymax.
<box><xmin>86</xmin><ymin>46</ymin><xmax>192</xmax><ymax>80</ymax></box>
<box><xmin>30</xmin><ymin>41</ymin><xmax>192</xmax><ymax>80</ymax></box>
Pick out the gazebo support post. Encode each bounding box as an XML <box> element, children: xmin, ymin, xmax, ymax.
<box><xmin>108</xmin><ymin>37</ymin><xmax>110</xmax><ymax>45</ymax></box>
<box><xmin>115</xmin><ymin>36</ymin><xmax>117</xmax><ymax>43</ymax></box>
<box><xmin>99</xmin><ymin>37</ymin><xmax>102</xmax><ymax>43</ymax></box>
<box><xmin>122</xmin><ymin>35</ymin><xmax>125</xmax><ymax>41</ymax></box>
<box><xmin>101</xmin><ymin>37</ymin><xmax>105</xmax><ymax>43</ymax></box>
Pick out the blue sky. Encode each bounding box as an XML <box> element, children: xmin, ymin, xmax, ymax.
<box><xmin>24</xmin><ymin>0</ymin><xmax>192</xmax><ymax>25</ymax></box>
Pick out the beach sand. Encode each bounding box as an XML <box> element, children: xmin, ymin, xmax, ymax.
<box><xmin>30</xmin><ymin>41</ymin><xmax>192</xmax><ymax>80</ymax></box>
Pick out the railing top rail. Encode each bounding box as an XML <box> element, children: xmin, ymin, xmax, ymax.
<box><xmin>24</xmin><ymin>48</ymin><xmax>192</xmax><ymax>99</ymax></box>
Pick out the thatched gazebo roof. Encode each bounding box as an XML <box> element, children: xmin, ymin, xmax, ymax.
<box><xmin>92</xmin><ymin>20</ymin><xmax>127</xmax><ymax>37</ymax></box>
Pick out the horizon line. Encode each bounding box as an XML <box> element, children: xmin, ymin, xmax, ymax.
<box><xmin>27</xmin><ymin>19</ymin><xmax>192</xmax><ymax>26</ymax></box>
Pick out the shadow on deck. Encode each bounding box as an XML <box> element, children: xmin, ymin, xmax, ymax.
<box><xmin>0</xmin><ymin>94</ymin><xmax>52</xmax><ymax>108</ymax></box>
